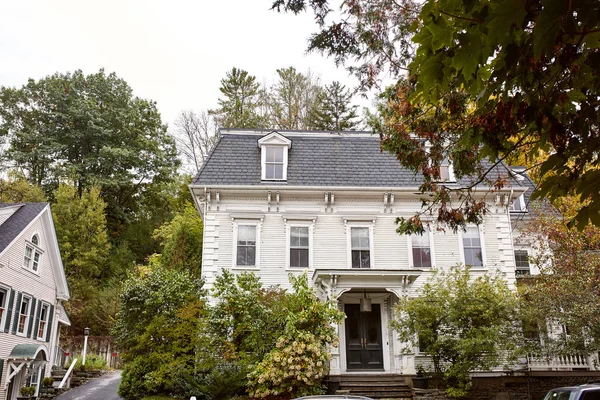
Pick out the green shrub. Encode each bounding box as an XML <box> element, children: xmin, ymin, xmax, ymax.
<box><xmin>42</xmin><ymin>377</ymin><xmax>54</xmax><ymax>387</ymax></box>
<box><xmin>73</xmin><ymin>353</ymin><xmax>109</xmax><ymax>371</ymax></box>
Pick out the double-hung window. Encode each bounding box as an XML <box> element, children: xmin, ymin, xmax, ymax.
<box><xmin>236</xmin><ymin>225</ymin><xmax>257</xmax><ymax>267</ymax></box>
<box><xmin>462</xmin><ymin>226</ymin><xmax>483</xmax><ymax>267</ymax></box>
<box><xmin>411</xmin><ymin>232</ymin><xmax>432</xmax><ymax>268</ymax></box>
<box><xmin>0</xmin><ymin>287</ymin><xmax>7</xmax><ymax>328</ymax></box>
<box><xmin>351</xmin><ymin>227</ymin><xmax>371</xmax><ymax>268</ymax></box>
<box><xmin>17</xmin><ymin>295</ymin><xmax>31</xmax><ymax>335</ymax></box>
<box><xmin>23</xmin><ymin>234</ymin><xmax>42</xmax><ymax>273</ymax></box>
<box><xmin>37</xmin><ymin>303</ymin><xmax>50</xmax><ymax>340</ymax></box>
<box><xmin>290</xmin><ymin>226</ymin><xmax>309</xmax><ymax>268</ymax></box>
<box><xmin>514</xmin><ymin>250</ymin><xmax>530</xmax><ymax>276</ymax></box>
<box><xmin>265</xmin><ymin>146</ymin><xmax>284</xmax><ymax>180</ymax></box>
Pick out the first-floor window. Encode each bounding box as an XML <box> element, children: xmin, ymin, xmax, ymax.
<box><xmin>351</xmin><ymin>227</ymin><xmax>371</xmax><ymax>268</ymax></box>
<box><xmin>411</xmin><ymin>233</ymin><xmax>432</xmax><ymax>268</ymax></box>
<box><xmin>0</xmin><ymin>287</ymin><xmax>7</xmax><ymax>327</ymax></box>
<box><xmin>290</xmin><ymin>226</ymin><xmax>309</xmax><ymax>268</ymax></box>
<box><xmin>514</xmin><ymin>250</ymin><xmax>530</xmax><ymax>275</ymax></box>
<box><xmin>462</xmin><ymin>226</ymin><xmax>483</xmax><ymax>267</ymax></box>
<box><xmin>37</xmin><ymin>303</ymin><xmax>50</xmax><ymax>339</ymax></box>
<box><xmin>236</xmin><ymin>225</ymin><xmax>257</xmax><ymax>266</ymax></box>
<box><xmin>17</xmin><ymin>296</ymin><xmax>31</xmax><ymax>335</ymax></box>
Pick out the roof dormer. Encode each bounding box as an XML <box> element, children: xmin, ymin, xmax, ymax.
<box><xmin>258</xmin><ymin>132</ymin><xmax>292</xmax><ymax>181</ymax></box>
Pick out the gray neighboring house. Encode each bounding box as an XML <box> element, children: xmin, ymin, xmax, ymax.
<box><xmin>0</xmin><ymin>203</ymin><xmax>70</xmax><ymax>400</ymax></box>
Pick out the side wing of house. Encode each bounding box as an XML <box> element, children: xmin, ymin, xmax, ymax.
<box><xmin>0</xmin><ymin>203</ymin><xmax>70</xmax><ymax>400</ymax></box>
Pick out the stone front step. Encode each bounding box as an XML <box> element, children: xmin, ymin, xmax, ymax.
<box><xmin>328</xmin><ymin>374</ymin><xmax>413</xmax><ymax>399</ymax></box>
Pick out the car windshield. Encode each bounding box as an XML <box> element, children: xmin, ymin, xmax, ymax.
<box><xmin>543</xmin><ymin>389</ymin><xmax>577</xmax><ymax>400</ymax></box>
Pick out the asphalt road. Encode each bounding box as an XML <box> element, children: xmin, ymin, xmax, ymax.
<box><xmin>55</xmin><ymin>370</ymin><xmax>122</xmax><ymax>400</ymax></box>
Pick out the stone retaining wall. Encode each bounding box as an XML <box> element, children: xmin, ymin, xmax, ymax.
<box><xmin>413</xmin><ymin>373</ymin><xmax>600</xmax><ymax>400</ymax></box>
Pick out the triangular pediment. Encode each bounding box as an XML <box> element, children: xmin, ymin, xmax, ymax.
<box><xmin>257</xmin><ymin>131</ymin><xmax>292</xmax><ymax>148</ymax></box>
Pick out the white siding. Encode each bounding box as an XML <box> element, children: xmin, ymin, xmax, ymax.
<box><xmin>0</xmin><ymin>217</ymin><xmax>61</xmax><ymax>400</ymax></box>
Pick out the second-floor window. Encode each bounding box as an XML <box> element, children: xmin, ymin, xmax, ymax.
<box><xmin>462</xmin><ymin>226</ymin><xmax>483</xmax><ymax>267</ymax></box>
<box><xmin>236</xmin><ymin>225</ymin><xmax>257</xmax><ymax>267</ymax></box>
<box><xmin>515</xmin><ymin>250</ymin><xmax>530</xmax><ymax>276</ymax></box>
<box><xmin>290</xmin><ymin>226</ymin><xmax>309</xmax><ymax>268</ymax></box>
<box><xmin>265</xmin><ymin>146</ymin><xmax>284</xmax><ymax>180</ymax></box>
<box><xmin>351</xmin><ymin>227</ymin><xmax>371</xmax><ymax>268</ymax></box>
<box><xmin>37</xmin><ymin>303</ymin><xmax>50</xmax><ymax>340</ymax></box>
<box><xmin>411</xmin><ymin>233</ymin><xmax>432</xmax><ymax>268</ymax></box>
<box><xmin>17</xmin><ymin>295</ymin><xmax>31</xmax><ymax>335</ymax></box>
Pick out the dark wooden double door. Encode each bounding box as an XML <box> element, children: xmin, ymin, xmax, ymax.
<box><xmin>345</xmin><ymin>303</ymin><xmax>384</xmax><ymax>370</ymax></box>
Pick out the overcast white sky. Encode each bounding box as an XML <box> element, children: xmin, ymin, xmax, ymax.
<box><xmin>0</xmin><ymin>0</ymin><xmax>365</xmax><ymax>129</ymax></box>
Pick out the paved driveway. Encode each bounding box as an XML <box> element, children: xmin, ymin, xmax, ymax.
<box><xmin>55</xmin><ymin>370</ymin><xmax>122</xmax><ymax>400</ymax></box>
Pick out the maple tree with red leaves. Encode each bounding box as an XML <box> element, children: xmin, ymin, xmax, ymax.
<box><xmin>272</xmin><ymin>0</ymin><xmax>600</xmax><ymax>232</ymax></box>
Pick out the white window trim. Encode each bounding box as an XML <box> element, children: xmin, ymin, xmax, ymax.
<box><xmin>16</xmin><ymin>294</ymin><xmax>33</xmax><ymax>337</ymax></box>
<box><xmin>285</xmin><ymin>222</ymin><xmax>314</xmax><ymax>270</ymax></box>
<box><xmin>346</xmin><ymin>224</ymin><xmax>375</xmax><ymax>269</ymax></box>
<box><xmin>261</xmin><ymin>145</ymin><xmax>289</xmax><ymax>181</ymax></box>
<box><xmin>407</xmin><ymin>230</ymin><xmax>435</xmax><ymax>268</ymax></box>
<box><xmin>458</xmin><ymin>225</ymin><xmax>487</xmax><ymax>269</ymax></box>
<box><xmin>23</xmin><ymin>238</ymin><xmax>44</xmax><ymax>275</ymax></box>
<box><xmin>510</xmin><ymin>194</ymin><xmax>527</xmax><ymax>212</ymax></box>
<box><xmin>36</xmin><ymin>302</ymin><xmax>51</xmax><ymax>340</ymax></box>
<box><xmin>422</xmin><ymin>141</ymin><xmax>456</xmax><ymax>183</ymax></box>
<box><xmin>0</xmin><ymin>285</ymin><xmax>9</xmax><ymax>330</ymax></box>
<box><xmin>232</xmin><ymin>220</ymin><xmax>261</xmax><ymax>269</ymax></box>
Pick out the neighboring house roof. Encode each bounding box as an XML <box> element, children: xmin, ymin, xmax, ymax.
<box><xmin>193</xmin><ymin>130</ymin><xmax>519</xmax><ymax>190</ymax></box>
<box><xmin>0</xmin><ymin>202</ymin><xmax>70</xmax><ymax>301</ymax></box>
<box><xmin>0</xmin><ymin>203</ymin><xmax>47</xmax><ymax>253</ymax></box>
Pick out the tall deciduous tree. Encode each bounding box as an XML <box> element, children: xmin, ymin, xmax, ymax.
<box><xmin>0</xmin><ymin>69</ymin><xmax>179</xmax><ymax>232</ymax></box>
<box><xmin>270</xmin><ymin>67</ymin><xmax>320</xmax><ymax>130</ymax></box>
<box><xmin>172</xmin><ymin>110</ymin><xmax>219</xmax><ymax>173</ymax></box>
<box><xmin>307</xmin><ymin>81</ymin><xmax>360</xmax><ymax>131</ymax></box>
<box><xmin>211</xmin><ymin>67</ymin><xmax>267</xmax><ymax>129</ymax></box>
<box><xmin>272</xmin><ymin>0</ymin><xmax>600</xmax><ymax>229</ymax></box>
<box><xmin>0</xmin><ymin>171</ymin><xmax>45</xmax><ymax>203</ymax></box>
<box><xmin>52</xmin><ymin>184</ymin><xmax>111</xmax><ymax>334</ymax></box>
<box><xmin>520</xmin><ymin>205</ymin><xmax>600</xmax><ymax>354</ymax></box>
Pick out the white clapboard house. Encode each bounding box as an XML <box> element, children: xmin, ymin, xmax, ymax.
<box><xmin>0</xmin><ymin>203</ymin><xmax>70</xmax><ymax>400</ymax></box>
<box><xmin>189</xmin><ymin>129</ymin><xmax>538</xmax><ymax>377</ymax></box>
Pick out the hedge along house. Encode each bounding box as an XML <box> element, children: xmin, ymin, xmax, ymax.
<box><xmin>190</xmin><ymin>129</ymin><xmax>528</xmax><ymax>377</ymax></box>
<box><xmin>0</xmin><ymin>203</ymin><xmax>70</xmax><ymax>400</ymax></box>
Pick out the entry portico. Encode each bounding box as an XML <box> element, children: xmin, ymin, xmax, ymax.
<box><xmin>313</xmin><ymin>269</ymin><xmax>421</xmax><ymax>375</ymax></box>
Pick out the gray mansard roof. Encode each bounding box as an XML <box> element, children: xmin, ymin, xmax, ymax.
<box><xmin>192</xmin><ymin>130</ymin><xmax>518</xmax><ymax>189</ymax></box>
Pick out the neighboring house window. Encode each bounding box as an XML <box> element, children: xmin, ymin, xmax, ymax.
<box><xmin>511</xmin><ymin>194</ymin><xmax>526</xmax><ymax>212</ymax></box>
<box><xmin>351</xmin><ymin>227</ymin><xmax>371</xmax><ymax>268</ymax></box>
<box><xmin>411</xmin><ymin>232</ymin><xmax>432</xmax><ymax>268</ymax></box>
<box><xmin>0</xmin><ymin>287</ymin><xmax>7</xmax><ymax>328</ymax></box>
<box><xmin>37</xmin><ymin>303</ymin><xmax>50</xmax><ymax>340</ymax></box>
<box><xmin>23</xmin><ymin>235</ymin><xmax>43</xmax><ymax>273</ymax></box>
<box><xmin>462</xmin><ymin>226</ymin><xmax>483</xmax><ymax>267</ymax></box>
<box><xmin>17</xmin><ymin>295</ymin><xmax>31</xmax><ymax>335</ymax></box>
<box><xmin>290</xmin><ymin>226</ymin><xmax>309</xmax><ymax>268</ymax></box>
<box><xmin>265</xmin><ymin>146</ymin><xmax>284</xmax><ymax>180</ymax></box>
<box><xmin>236</xmin><ymin>225</ymin><xmax>257</xmax><ymax>267</ymax></box>
<box><xmin>515</xmin><ymin>250</ymin><xmax>530</xmax><ymax>275</ymax></box>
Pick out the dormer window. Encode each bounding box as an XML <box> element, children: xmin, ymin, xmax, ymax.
<box><xmin>258</xmin><ymin>132</ymin><xmax>291</xmax><ymax>181</ymax></box>
<box><xmin>265</xmin><ymin>146</ymin><xmax>284</xmax><ymax>180</ymax></box>
<box><xmin>438</xmin><ymin>158</ymin><xmax>456</xmax><ymax>182</ymax></box>
<box><xmin>511</xmin><ymin>194</ymin><xmax>526</xmax><ymax>212</ymax></box>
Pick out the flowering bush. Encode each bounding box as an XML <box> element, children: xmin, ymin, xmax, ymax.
<box><xmin>247</xmin><ymin>274</ymin><xmax>344</xmax><ymax>398</ymax></box>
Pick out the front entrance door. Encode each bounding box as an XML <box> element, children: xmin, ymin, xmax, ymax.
<box><xmin>345</xmin><ymin>303</ymin><xmax>384</xmax><ymax>370</ymax></box>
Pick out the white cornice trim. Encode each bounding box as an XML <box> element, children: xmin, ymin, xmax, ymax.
<box><xmin>190</xmin><ymin>184</ymin><xmax>528</xmax><ymax>195</ymax></box>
